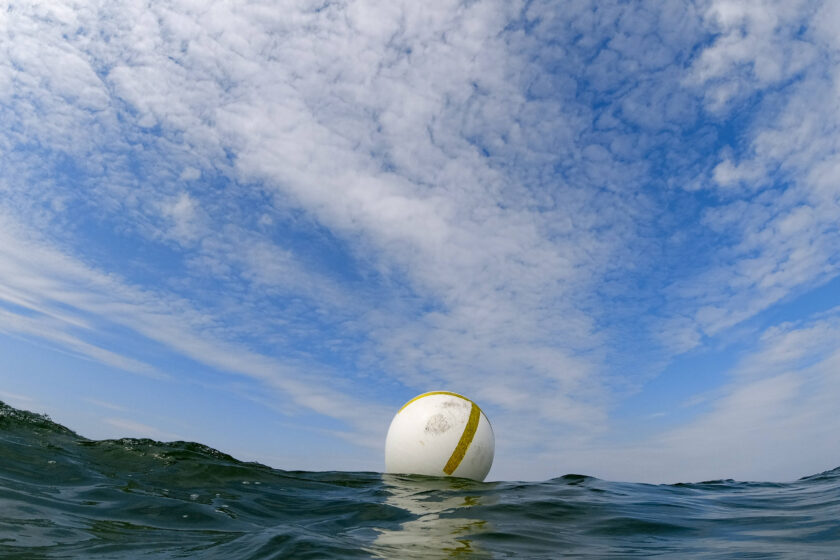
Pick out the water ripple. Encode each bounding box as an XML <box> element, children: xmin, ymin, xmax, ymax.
<box><xmin>2</xmin><ymin>401</ymin><xmax>839</xmax><ymax>558</ymax></box>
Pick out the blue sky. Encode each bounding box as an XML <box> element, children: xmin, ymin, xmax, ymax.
<box><xmin>1</xmin><ymin>0</ymin><xmax>839</xmax><ymax>483</ymax></box>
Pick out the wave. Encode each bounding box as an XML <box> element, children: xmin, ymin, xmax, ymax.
<box><xmin>2</xmin><ymin>400</ymin><xmax>838</xmax><ymax>558</ymax></box>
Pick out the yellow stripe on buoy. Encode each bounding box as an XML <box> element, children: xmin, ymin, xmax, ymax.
<box><xmin>443</xmin><ymin>402</ymin><xmax>480</xmax><ymax>475</ymax></box>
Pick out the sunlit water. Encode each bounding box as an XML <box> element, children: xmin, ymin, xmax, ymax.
<box><xmin>2</xmin><ymin>401</ymin><xmax>839</xmax><ymax>558</ymax></box>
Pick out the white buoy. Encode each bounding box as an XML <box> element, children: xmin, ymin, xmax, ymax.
<box><xmin>384</xmin><ymin>391</ymin><xmax>494</xmax><ymax>481</ymax></box>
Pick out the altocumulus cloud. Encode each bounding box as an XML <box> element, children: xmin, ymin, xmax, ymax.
<box><xmin>0</xmin><ymin>0</ymin><xmax>839</xmax><ymax>481</ymax></box>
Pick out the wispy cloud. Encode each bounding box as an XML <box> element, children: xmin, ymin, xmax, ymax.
<box><xmin>0</xmin><ymin>391</ymin><xmax>36</xmax><ymax>408</ymax></box>
<box><xmin>1</xmin><ymin>0</ymin><xmax>839</xmax><ymax>480</ymax></box>
<box><xmin>104</xmin><ymin>417</ymin><xmax>181</xmax><ymax>441</ymax></box>
<box><xmin>83</xmin><ymin>398</ymin><xmax>129</xmax><ymax>413</ymax></box>
<box><xmin>647</xmin><ymin>0</ymin><xmax>840</xmax><ymax>354</ymax></box>
<box><xmin>0</xmin><ymin>209</ymin><xmax>388</xmax><ymax>443</ymax></box>
<box><xmin>579</xmin><ymin>308</ymin><xmax>840</xmax><ymax>483</ymax></box>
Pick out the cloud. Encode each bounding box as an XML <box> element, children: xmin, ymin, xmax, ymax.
<box><xmin>688</xmin><ymin>0</ymin><xmax>818</xmax><ymax>109</ymax></box>
<box><xmin>0</xmin><ymin>209</ymin><xmax>388</xmax><ymax>445</ymax></box>
<box><xmin>545</xmin><ymin>307</ymin><xmax>840</xmax><ymax>483</ymax></box>
<box><xmin>658</xmin><ymin>310</ymin><xmax>840</xmax><ymax>482</ymax></box>
<box><xmin>1</xmin><ymin>0</ymin><xmax>839</xmax><ymax>481</ymax></box>
<box><xmin>2</xmin><ymin>0</ymin><xmax>628</xmax><ymax>441</ymax></box>
<box><xmin>656</xmin><ymin>0</ymin><xmax>840</xmax><ymax>350</ymax></box>
<box><xmin>104</xmin><ymin>417</ymin><xmax>182</xmax><ymax>441</ymax></box>
<box><xmin>0</xmin><ymin>391</ymin><xmax>37</xmax><ymax>410</ymax></box>
<box><xmin>84</xmin><ymin>398</ymin><xmax>129</xmax><ymax>413</ymax></box>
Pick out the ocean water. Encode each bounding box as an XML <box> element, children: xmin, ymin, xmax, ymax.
<box><xmin>2</xmin><ymin>402</ymin><xmax>839</xmax><ymax>559</ymax></box>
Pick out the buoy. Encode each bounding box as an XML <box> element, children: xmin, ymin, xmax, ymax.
<box><xmin>384</xmin><ymin>391</ymin><xmax>494</xmax><ymax>481</ymax></box>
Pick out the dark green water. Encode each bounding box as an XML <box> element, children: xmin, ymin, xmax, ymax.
<box><xmin>2</xmin><ymin>402</ymin><xmax>839</xmax><ymax>559</ymax></box>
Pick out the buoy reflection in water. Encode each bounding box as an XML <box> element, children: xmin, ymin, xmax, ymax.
<box><xmin>369</xmin><ymin>474</ymin><xmax>491</xmax><ymax>559</ymax></box>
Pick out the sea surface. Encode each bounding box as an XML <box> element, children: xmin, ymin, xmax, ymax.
<box><xmin>2</xmin><ymin>401</ymin><xmax>839</xmax><ymax>559</ymax></box>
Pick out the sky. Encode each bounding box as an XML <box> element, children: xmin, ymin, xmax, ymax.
<box><xmin>1</xmin><ymin>0</ymin><xmax>839</xmax><ymax>484</ymax></box>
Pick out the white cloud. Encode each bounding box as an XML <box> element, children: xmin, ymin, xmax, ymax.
<box><xmin>159</xmin><ymin>192</ymin><xmax>203</xmax><ymax>245</ymax></box>
<box><xmin>84</xmin><ymin>398</ymin><xmax>129</xmax><ymax>412</ymax></box>
<box><xmin>689</xmin><ymin>0</ymin><xmax>818</xmax><ymax>110</ymax></box>
<box><xmin>0</xmin><ymin>209</ymin><xmax>388</xmax><ymax>444</ymax></box>
<box><xmin>104</xmin><ymin>417</ymin><xmax>181</xmax><ymax>441</ymax></box>
<box><xmin>657</xmin><ymin>0</ymin><xmax>840</xmax><ymax>350</ymax></box>
<box><xmin>551</xmin><ymin>309</ymin><xmax>840</xmax><ymax>483</ymax></box>
<box><xmin>0</xmin><ymin>391</ymin><xmax>36</xmax><ymax>409</ymax></box>
<box><xmin>1</xmin><ymin>0</ymin><xmax>839</xmax><ymax>481</ymax></box>
<box><xmin>1</xmin><ymin>0</ymin><xmax>622</xmax><ymax>438</ymax></box>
